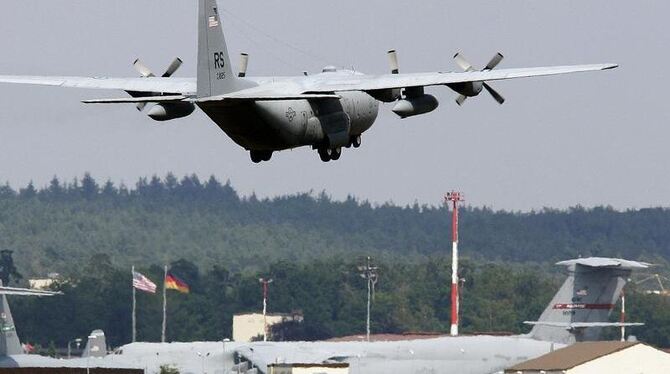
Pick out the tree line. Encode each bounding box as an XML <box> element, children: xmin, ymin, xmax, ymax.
<box><xmin>0</xmin><ymin>174</ymin><xmax>669</xmax><ymax>278</ymax></box>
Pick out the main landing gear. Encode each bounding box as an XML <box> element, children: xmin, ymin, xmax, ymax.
<box><xmin>250</xmin><ymin>150</ymin><xmax>273</xmax><ymax>163</ymax></box>
<box><xmin>317</xmin><ymin>135</ymin><xmax>362</xmax><ymax>162</ymax></box>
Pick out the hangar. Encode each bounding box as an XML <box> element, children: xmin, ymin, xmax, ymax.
<box><xmin>505</xmin><ymin>341</ymin><xmax>670</xmax><ymax>374</ymax></box>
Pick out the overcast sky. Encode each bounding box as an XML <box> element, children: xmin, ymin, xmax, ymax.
<box><xmin>0</xmin><ymin>0</ymin><xmax>667</xmax><ymax>211</ymax></box>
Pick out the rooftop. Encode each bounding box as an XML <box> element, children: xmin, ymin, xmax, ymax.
<box><xmin>506</xmin><ymin>341</ymin><xmax>639</xmax><ymax>371</ymax></box>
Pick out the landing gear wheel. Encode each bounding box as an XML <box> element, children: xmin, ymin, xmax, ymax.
<box><xmin>352</xmin><ymin>135</ymin><xmax>362</xmax><ymax>148</ymax></box>
<box><xmin>250</xmin><ymin>150</ymin><xmax>273</xmax><ymax>163</ymax></box>
<box><xmin>330</xmin><ymin>147</ymin><xmax>342</xmax><ymax>160</ymax></box>
<box><xmin>250</xmin><ymin>151</ymin><xmax>263</xmax><ymax>163</ymax></box>
<box><xmin>318</xmin><ymin>148</ymin><xmax>332</xmax><ymax>162</ymax></box>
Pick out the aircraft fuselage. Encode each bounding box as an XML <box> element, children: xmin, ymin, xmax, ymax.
<box><xmin>196</xmin><ymin>70</ymin><xmax>379</xmax><ymax>162</ymax></box>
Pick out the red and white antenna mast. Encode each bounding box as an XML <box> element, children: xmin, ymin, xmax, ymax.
<box><xmin>446</xmin><ymin>191</ymin><xmax>464</xmax><ymax>336</ymax></box>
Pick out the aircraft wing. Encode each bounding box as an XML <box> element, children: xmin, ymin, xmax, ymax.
<box><xmin>0</xmin><ymin>75</ymin><xmax>196</xmax><ymax>94</ymax></box>
<box><xmin>303</xmin><ymin>64</ymin><xmax>617</xmax><ymax>93</ymax></box>
<box><xmin>195</xmin><ymin>85</ymin><xmax>340</xmax><ymax>102</ymax></box>
<box><xmin>0</xmin><ymin>286</ymin><xmax>62</xmax><ymax>296</ymax></box>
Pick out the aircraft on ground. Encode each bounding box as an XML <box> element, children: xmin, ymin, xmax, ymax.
<box><xmin>0</xmin><ymin>286</ymin><xmax>139</xmax><ymax>370</ymax></box>
<box><xmin>104</xmin><ymin>257</ymin><xmax>646</xmax><ymax>374</ymax></box>
<box><xmin>0</xmin><ymin>0</ymin><xmax>617</xmax><ymax>163</ymax></box>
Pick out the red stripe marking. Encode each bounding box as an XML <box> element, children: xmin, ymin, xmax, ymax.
<box><xmin>553</xmin><ymin>303</ymin><xmax>614</xmax><ymax>310</ymax></box>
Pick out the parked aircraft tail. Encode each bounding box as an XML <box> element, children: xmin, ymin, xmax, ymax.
<box><xmin>197</xmin><ymin>0</ymin><xmax>238</xmax><ymax>97</ymax></box>
<box><xmin>525</xmin><ymin>257</ymin><xmax>649</xmax><ymax>344</ymax></box>
<box><xmin>82</xmin><ymin>329</ymin><xmax>107</xmax><ymax>358</ymax></box>
<box><xmin>0</xmin><ymin>282</ymin><xmax>61</xmax><ymax>357</ymax></box>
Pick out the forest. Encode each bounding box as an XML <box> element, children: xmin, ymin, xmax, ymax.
<box><xmin>1</xmin><ymin>173</ymin><xmax>669</xmax><ymax>277</ymax></box>
<box><xmin>0</xmin><ymin>174</ymin><xmax>668</xmax><ymax>351</ymax></box>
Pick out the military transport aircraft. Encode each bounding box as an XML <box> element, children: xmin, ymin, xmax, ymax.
<box><xmin>0</xmin><ymin>0</ymin><xmax>617</xmax><ymax>163</ymax></box>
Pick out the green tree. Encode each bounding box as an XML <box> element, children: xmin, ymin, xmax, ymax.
<box><xmin>0</xmin><ymin>250</ymin><xmax>22</xmax><ymax>285</ymax></box>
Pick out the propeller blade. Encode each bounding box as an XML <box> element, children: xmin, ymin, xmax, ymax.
<box><xmin>453</xmin><ymin>53</ymin><xmax>475</xmax><ymax>72</ymax></box>
<box><xmin>484</xmin><ymin>52</ymin><xmax>504</xmax><ymax>71</ymax></box>
<box><xmin>136</xmin><ymin>102</ymin><xmax>147</xmax><ymax>111</ymax></box>
<box><xmin>162</xmin><ymin>57</ymin><xmax>183</xmax><ymax>78</ymax></box>
<box><xmin>133</xmin><ymin>59</ymin><xmax>155</xmax><ymax>77</ymax></box>
<box><xmin>455</xmin><ymin>94</ymin><xmax>468</xmax><ymax>106</ymax></box>
<box><xmin>387</xmin><ymin>50</ymin><xmax>399</xmax><ymax>74</ymax></box>
<box><xmin>483</xmin><ymin>82</ymin><xmax>505</xmax><ymax>104</ymax></box>
<box><xmin>238</xmin><ymin>53</ymin><xmax>249</xmax><ymax>77</ymax></box>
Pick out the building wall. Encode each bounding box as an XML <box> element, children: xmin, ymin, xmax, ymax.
<box><xmin>28</xmin><ymin>279</ymin><xmax>55</xmax><ymax>290</ymax></box>
<box><xmin>233</xmin><ymin>313</ymin><xmax>287</xmax><ymax>342</ymax></box>
<box><xmin>293</xmin><ymin>366</ymin><xmax>348</xmax><ymax>374</ymax></box>
<box><xmin>570</xmin><ymin>344</ymin><xmax>670</xmax><ymax>374</ymax></box>
<box><xmin>268</xmin><ymin>365</ymin><xmax>349</xmax><ymax>374</ymax></box>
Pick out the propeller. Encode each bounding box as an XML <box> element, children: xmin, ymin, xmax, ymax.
<box><xmin>386</xmin><ymin>50</ymin><xmax>402</xmax><ymax>101</ymax></box>
<box><xmin>453</xmin><ymin>52</ymin><xmax>505</xmax><ymax>105</ymax></box>
<box><xmin>132</xmin><ymin>57</ymin><xmax>183</xmax><ymax>110</ymax></box>
<box><xmin>387</xmin><ymin>49</ymin><xmax>400</xmax><ymax>74</ymax></box>
<box><xmin>238</xmin><ymin>53</ymin><xmax>249</xmax><ymax>77</ymax></box>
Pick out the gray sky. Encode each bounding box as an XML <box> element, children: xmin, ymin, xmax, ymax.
<box><xmin>0</xmin><ymin>0</ymin><xmax>667</xmax><ymax>211</ymax></box>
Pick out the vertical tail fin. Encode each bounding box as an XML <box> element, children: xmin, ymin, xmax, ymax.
<box><xmin>0</xmin><ymin>284</ymin><xmax>61</xmax><ymax>356</ymax></box>
<box><xmin>0</xmin><ymin>294</ymin><xmax>22</xmax><ymax>356</ymax></box>
<box><xmin>197</xmin><ymin>0</ymin><xmax>237</xmax><ymax>97</ymax></box>
<box><xmin>82</xmin><ymin>329</ymin><xmax>107</xmax><ymax>358</ymax></box>
<box><xmin>526</xmin><ymin>258</ymin><xmax>649</xmax><ymax>344</ymax></box>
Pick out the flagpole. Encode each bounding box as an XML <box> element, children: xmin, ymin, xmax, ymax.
<box><xmin>132</xmin><ymin>265</ymin><xmax>136</xmax><ymax>343</ymax></box>
<box><xmin>162</xmin><ymin>265</ymin><xmax>167</xmax><ymax>343</ymax></box>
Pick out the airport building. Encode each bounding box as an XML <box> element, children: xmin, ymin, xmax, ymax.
<box><xmin>233</xmin><ymin>312</ymin><xmax>304</xmax><ymax>342</ymax></box>
<box><xmin>505</xmin><ymin>341</ymin><xmax>670</xmax><ymax>374</ymax></box>
<box><xmin>268</xmin><ymin>363</ymin><xmax>349</xmax><ymax>374</ymax></box>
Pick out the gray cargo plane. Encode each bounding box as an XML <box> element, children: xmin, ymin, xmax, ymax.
<box><xmin>105</xmin><ymin>257</ymin><xmax>645</xmax><ymax>374</ymax></box>
<box><xmin>0</xmin><ymin>287</ymin><xmax>139</xmax><ymax>370</ymax></box>
<box><xmin>0</xmin><ymin>0</ymin><xmax>616</xmax><ymax>163</ymax></box>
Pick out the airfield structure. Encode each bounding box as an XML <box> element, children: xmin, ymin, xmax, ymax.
<box><xmin>620</xmin><ymin>288</ymin><xmax>626</xmax><ymax>341</ymax></box>
<box><xmin>358</xmin><ymin>257</ymin><xmax>378</xmax><ymax>342</ymax></box>
<box><xmin>259</xmin><ymin>278</ymin><xmax>273</xmax><ymax>342</ymax></box>
<box><xmin>445</xmin><ymin>191</ymin><xmax>463</xmax><ymax>336</ymax></box>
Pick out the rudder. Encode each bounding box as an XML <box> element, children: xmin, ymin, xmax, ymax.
<box><xmin>197</xmin><ymin>0</ymin><xmax>237</xmax><ymax>98</ymax></box>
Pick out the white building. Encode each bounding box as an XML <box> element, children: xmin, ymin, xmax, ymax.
<box><xmin>233</xmin><ymin>312</ymin><xmax>303</xmax><ymax>342</ymax></box>
<box><xmin>505</xmin><ymin>341</ymin><xmax>670</xmax><ymax>374</ymax></box>
<box><xmin>268</xmin><ymin>363</ymin><xmax>349</xmax><ymax>374</ymax></box>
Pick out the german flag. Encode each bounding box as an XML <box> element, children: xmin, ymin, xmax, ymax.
<box><xmin>165</xmin><ymin>272</ymin><xmax>190</xmax><ymax>293</ymax></box>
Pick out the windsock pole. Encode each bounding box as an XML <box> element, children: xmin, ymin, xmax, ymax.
<box><xmin>446</xmin><ymin>191</ymin><xmax>463</xmax><ymax>336</ymax></box>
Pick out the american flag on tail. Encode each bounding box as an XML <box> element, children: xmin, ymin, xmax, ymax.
<box><xmin>132</xmin><ymin>271</ymin><xmax>157</xmax><ymax>293</ymax></box>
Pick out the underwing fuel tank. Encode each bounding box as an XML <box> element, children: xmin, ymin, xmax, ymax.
<box><xmin>391</xmin><ymin>94</ymin><xmax>439</xmax><ymax>118</ymax></box>
<box><xmin>147</xmin><ymin>102</ymin><xmax>196</xmax><ymax>121</ymax></box>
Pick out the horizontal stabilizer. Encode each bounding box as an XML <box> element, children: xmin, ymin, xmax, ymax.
<box><xmin>0</xmin><ymin>286</ymin><xmax>61</xmax><ymax>296</ymax></box>
<box><xmin>82</xmin><ymin>95</ymin><xmax>188</xmax><ymax>104</ymax></box>
<box><xmin>556</xmin><ymin>258</ymin><xmax>652</xmax><ymax>269</ymax></box>
<box><xmin>525</xmin><ymin>321</ymin><xmax>644</xmax><ymax>329</ymax></box>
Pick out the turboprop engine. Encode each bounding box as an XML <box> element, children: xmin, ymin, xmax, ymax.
<box><xmin>448</xmin><ymin>52</ymin><xmax>506</xmax><ymax>106</ymax></box>
<box><xmin>129</xmin><ymin>57</ymin><xmax>196</xmax><ymax>122</ymax></box>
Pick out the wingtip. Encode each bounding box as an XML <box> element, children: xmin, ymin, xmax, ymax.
<box><xmin>603</xmin><ymin>63</ymin><xmax>618</xmax><ymax>70</ymax></box>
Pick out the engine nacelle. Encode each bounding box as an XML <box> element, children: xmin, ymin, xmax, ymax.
<box><xmin>448</xmin><ymin>82</ymin><xmax>484</xmax><ymax>97</ymax></box>
<box><xmin>391</xmin><ymin>94</ymin><xmax>439</xmax><ymax>118</ymax></box>
<box><xmin>147</xmin><ymin>102</ymin><xmax>196</xmax><ymax>121</ymax></box>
